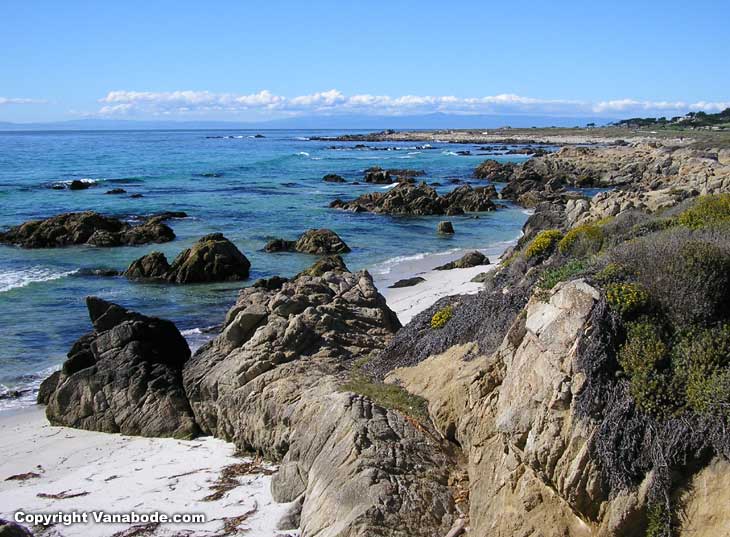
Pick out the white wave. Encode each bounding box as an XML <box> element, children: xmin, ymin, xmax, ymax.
<box><xmin>441</xmin><ymin>150</ymin><xmax>458</xmax><ymax>156</ymax></box>
<box><xmin>296</xmin><ymin>151</ymin><xmax>310</xmax><ymax>157</ymax></box>
<box><xmin>294</xmin><ymin>136</ymin><xmax>310</xmax><ymax>141</ymax></box>
<box><xmin>380</xmin><ymin>183</ymin><xmax>398</xmax><ymax>190</ymax></box>
<box><xmin>0</xmin><ymin>267</ymin><xmax>78</xmax><ymax>293</ymax></box>
<box><xmin>0</xmin><ymin>365</ymin><xmax>60</xmax><ymax>411</ymax></box>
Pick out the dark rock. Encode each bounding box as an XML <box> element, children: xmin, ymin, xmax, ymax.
<box><xmin>442</xmin><ymin>184</ymin><xmax>497</xmax><ymax>212</ymax></box>
<box><xmin>266</xmin><ymin>229</ymin><xmax>350</xmax><ymax>255</ymax></box>
<box><xmin>0</xmin><ymin>212</ymin><xmax>175</xmax><ymax>249</ymax></box>
<box><xmin>388</xmin><ymin>276</ymin><xmax>426</xmax><ymax>288</ymax></box>
<box><xmin>470</xmin><ymin>271</ymin><xmax>493</xmax><ymax>283</ymax></box>
<box><xmin>253</xmin><ymin>276</ymin><xmax>289</xmax><ymax>291</ymax></box>
<box><xmin>437</xmin><ymin>221</ymin><xmax>455</xmax><ymax>234</ymax></box>
<box><xmin>295</xmin><ymin>255</ymin><xmax>349</xmax><ymax>278</ymax></box>
<box><xmin>40</xmin><ymin>297</ymin><xmax>198</xmax><ymax>438</ymax></box>
<box><xmin>474</xmin><ymin>159</ymin><xmax>516</xmax><ymax>181</ymax></box>
<box><xmin>197</xmin><ymin>172</ymin><xmax>223</xmax><ymax>178</ymax></box>
<box><xmin>68</xmin><ymin>180</ymin><xmax>94</xmax><ymax>190</ymax></box>
<box><xmin>0</xmin><ymin>520</ymin><xmax>34</xmax><ymax>537</ymax></box>
<box><xmin>456</xmin><ymin>150</ymin><xmax>471</xmax><ymax>156</ymax></box>
<box><xmin>123</xmin><ymin>251</ymin><xmax>171</xmax><ymax>280</ymax></box>
<box><xmin>254</xmin><ymin>134</ymin><xmax>265</xmax><ymax>138</ymax></box>
<box><xmin>105</xmin><ymin>188</ymin><xmax>127</xmax><ymax>195</ymax></box>
<box><xmin>364</xmin><ymin>167</ymin><xmax>392</xmax><ymax>184</ymax></box>
<box><xmin>434</xmin><ymin>251</ymin><xmax>489</xmax><ymax>270</ymax></box>
<box><xmin>322</xmin><ymin>174</ymin><xmax>346</xmax><ymax>183</ymax></box>
<box><xmin>165</xmin><ymin>234</ymin><xmax>251</xmax><ymax>283</ymax></box>
<box><xmin>130</xmin><ymin>193</ymin><xmax>144</xmax><ymax>198</ymax></box>
<box><xmin>76</xmin><ymin>267</ymin><xmax>120</xmax><ymax>277</ymax></box>
<box><xmin>147</xmin><ymin>211</ymin><xmax>188</xmax><ymax>222</ymax></box>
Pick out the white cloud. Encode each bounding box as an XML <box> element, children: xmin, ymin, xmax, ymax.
<box><xmin>94</xmin><ymin>89</ymin><xmax>730</xmax><ymax>118</ymax></box>
<box><xmin>0</xmin><ymin>97</ymin><xmax>46</xmax><ymax>105</ymax></box>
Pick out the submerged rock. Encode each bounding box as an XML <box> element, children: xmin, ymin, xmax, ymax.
<box><xmin>68</xmin><ymin>180</ymin><xmax>94</xmax><ymax>190</ymax></box>
<box><xmin>38</xmin><ymin>297</ymin><xmax>198</xmax><ymax>438</ymax></box>
<box><xmin>437</xmin><ymin>221</ymin><xmax>455</xmax><ymax>234</ymax></box>
<box><xmin>265</xmin><ymin>229</ymin><xmax>350</xmax><ymax>255</ymax></box>
<box><xmin>125</xmin><ymin>234</ymin><xmax>250</xmax><ymax>283</ymax></box>
<box><xmin>434</xmin><ymin>251</ymin><xmax>489</xmax><ymax>270</ymax></box>
<box><xmin>0</xmin><ymin>211</ymin><xmax>174</xmax><ymax>249</ymax></box>
<box><xmin>322</xmin><ymin>173</ymin><xmax>346</xmax><ymax>183</ymax></box>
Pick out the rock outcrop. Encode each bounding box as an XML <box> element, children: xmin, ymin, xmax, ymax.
<box><xmin>474</xmin><ymin>159</ymin><xmax>516</xmax><ymax>181</ymax></box>
<box><xmin>330</xmin><ymin>182</ymin><xmax>497</xmax><ymax>216</ymax></box>
<box><xmin>124</xmin><ymin>234</ymin><xmax>251</xmax><ymax>283</ymax></box>
<box><xmin>39</xmin><ymin>297</ymin><xmax>198</xmax><ymax>438</ymax></box>
<box><xmin>434</xmin><ymin>251</ymin><xmax>489</xmax><ymax>270</ymax></box>
<box><xmin>265</xmin><ymin>229</ymin><xmax>351</xmax><ymax>255</ymax></box>
<box><xmin>0</xmin><ymin>211</ymin><xmax>175</xmax><ymax>249</ymax></box>
<box><xmin>322</xmin><ymin>173</ymin><xmax>346</xmax><ymax>183</ymax></box>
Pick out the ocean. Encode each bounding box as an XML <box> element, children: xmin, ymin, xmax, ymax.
<box><xmin>0</xmin><ymin>129</ymin><xmax>533</xmax><ymax>409</ymax></box>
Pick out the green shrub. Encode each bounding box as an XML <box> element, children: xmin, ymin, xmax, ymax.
<box><xmin>595</xmin><ymin>262</ymin><xmax>632</xmax><ymax>284</ymax></box>
<box><xmin>619</xmin><ymin>321</ymin><xmax>680</xmax><ymax>417</ymax></box>
<box><xmin>538</xmin><ymin>259</ymin><xmax>587</xmax><ymax>290</ymax></box>
<box><xmin>525</xmin><ymin>229</ymin><xmax>563</xmax><ymax>259</ymax></box>
<box><xmin>606</xmin><ymin>282</ymin><xmax>650</xmax><ymax>316</ymax></box>
<box><xmin>645</xmin><ymin>502</ymin><xmax>669</xmax><ymax>537</ymax></box>
<box><xmin>558</xmin><ymin>223</ymin><xmax>604</xmax><ymax>256</ymax></box>
<box><xmin>677</xmin><ymin>193</ymin><xmax>730</xmax><ymax>229</ymax></box>
<box><xmin>342</xmin><ymin>372</ymin><xmax>429</xmax><ymax>421</ymax></box>
<box><xmin>430</xmin><ymin>305</ymin><xmax>453</xmax><ymax>329</ymax></box>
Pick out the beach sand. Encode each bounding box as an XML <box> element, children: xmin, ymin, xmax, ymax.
<box><xmin>0</xmin><ymin>243</ymin><xmax>509</xmax><ymax>536</ymax></box>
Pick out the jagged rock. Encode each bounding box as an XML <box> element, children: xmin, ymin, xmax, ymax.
<box><xmin>322</xmin><ymin>173</ymin><xmax>346</xmax><ymax>183</ymax></box>
<box><xmin>252</xmin><ymin>276</ymin><xmax>289</xmax><ymax>291</ymax></box>
<box><xmin>437</xmin><ymin>221</ymin><xmax>455</xmax><ymax>234</ymax></box>
<box><xmin>364</xmin><ymin>166</ymin><xmax>392</xmax><ymax>184</ymax></box>
<box><xmin>182</xmin><ymin>267</ymin><xmax>461</xmax><ymax>536</ymax></box>
<box><xmin>105</xmin><ymin>188</ymin><xmax>126</xmax><ymax>194</ymax></box>
<box><xmin>434</xmin><ymin>251</ymin><xmax>489</xmax><ymax>270</ymax></box>
<box><xmin>123</xmin><ymin>251</ymin><xmax>171</xmax><ymax>280</ymax></box>
<box><xmin>331</xmin><ymin>182</ymin><xmax>498</xmax><ymax>216</ymax></box>
<box><xmin>474</xmin><ymin>159</ymin><xmax>516</xmax><ymax>181</ymax></box>
<box><xmin>0</xmin><ymin>212</ymin><xmax>175</xmax><ymax>249</ymax></box>
<box><xmin>388</xmin><ymin>276</ymin><xmax>426</xmax><ymax>288</ymax></box>
<box><xmin>39</xmin><ymin>297</ymin><xmax>198</xmax><ymax>438</ymax></box>
<box><xmin>165</xmin><ymin>234</ymin><xmax>250</xmax><ymax>283</ymax></box>
<box><xmin>295</xmin><ymin>255</ymin><xmax>348</xmax><ymax>278</ymax></box>
<box><xmin>265</xmin><ymin>229</ymin><xmax>350</xmax><ymax>255</ymax></box>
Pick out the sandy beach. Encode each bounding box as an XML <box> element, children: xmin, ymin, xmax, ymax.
<box><xmin>0</xmin><ymin>244</ymin><xmax>508</xmax><ymax>536</ymax></box>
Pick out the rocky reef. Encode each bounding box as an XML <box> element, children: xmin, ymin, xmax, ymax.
<box><xmin>124</xmin><ymin>233</ymin><xmax>251</xmax><ymax>283</ymax></box>
<box><xmin>264</xmin><ymin>228</ymin><xmax>350</xmax><ymax>255</ymax></box>
<box><xmin>330</xmin><ymin>182</ymin><xmax>497</xmax><ymax>216</ymax></box>
<box><xmin>0</xmin><ymin>211</ymin><xmax>175</xmax><ymax>248</ymax></box>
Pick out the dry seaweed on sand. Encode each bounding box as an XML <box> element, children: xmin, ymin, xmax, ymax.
<box><xmin>202</xmin><ymin>459</ymin><xmax>275</xmax><ymax>502</ymax></box>
<box><xmin>36</xmin><ymin>490</ymin><xmax>90</xmax><ymax>500</ymax></box>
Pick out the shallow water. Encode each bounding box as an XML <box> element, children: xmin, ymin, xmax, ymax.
<box><xmin>0</xmin><ymin>129</ymin><xmax>535</xmax><ymax>406</ymax></box>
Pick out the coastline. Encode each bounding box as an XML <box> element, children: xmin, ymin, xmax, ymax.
<box><xmin>0</xmin><ymin>238</ymin><xmax>515</xmax><ymax>536</ymax></box>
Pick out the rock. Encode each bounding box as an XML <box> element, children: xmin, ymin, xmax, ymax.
<box><xmin>123</xmin><ymin>251</ymin><xmax>170</xmax><ymax>280</ymax></box>
<box><xmin>148</xmin><ymin>211</ymin><xmax>188</xmax><ymax>221</ymax></box>
<box><xmin>293</xmin><ymin>229</ymin><xmax>350</xmax><ymax>255</ymax></box>
<box><xmin>252</xmin><ymin>276</ymin><xmax>289</xmax><ymax>291</ymax></box>
<box><xmin>364</xmin><ymin>166</ymin><xmax>392</xmax><ymax>184</ymax></box>
<box><xmin>322</xmin><ymin>173</ymin><xmax>346</xmax><ymax>183</ymax></box>
<box><xmin>76</xmin><ymin>267</ymin><xmax>120</xmax><ymax>277</ymax></box>
<box><xmin>0</xmin><ymin>520</ymin><xmax>34</xmax><ymax>537</ymax></box>
<box><xmin>266</xmin><ymin>229</ymin><xmax>350</xmax><ymax>255</ymax></box>
<box><xmin>254</xmin><ymin>134</ymin><xmax>265</xmax><ymax>138</ymax></box>
<box><xmin>0</xmin><ymin>212</ymin><xmax>175</xmax><ymax>249</ymax></box>
<box><xmin>388</xmin><ymin>276</ymin><xmax>426</xmax><ymax>288</ymax></box>
<box><xmin>434</xmin><ymin>251</ymin><xmax>489</xmax><ymax>270</ymax></box>
<box><xmin>470</xmin><ymin>271</ymin><xmax>492</xmax><ymax>283</ymax></box>
<box><xmin>295</xmin><ymin>255</ymin><xmax>348</xmax><ymax>278</ymax></box>
<box><xmin>39</xmin><ymin>297</ymin><xmax>198</xmax><ymax>438</ymax></box>
<box><xmin>442</xmin><ymin>184</ymin><xmax>497</xmax><ymax>212</ymax></box>
<box><xmin>105</xmin><ymin>188</ymin><xmax>127</xmax><ymax>194</ymax></box>
<box><xmin>130</xmin><ymin>193</ymin><xmax>144</xmax><ymax>198</ymax></box>
<box><xmin>437</xmin><ymin>221</ymin><xmax>455</xmax><ymax>234</ymax></box>
<box><xmin>474</xmin><ymin>159</ymin><xmax>516</xmax><ymax>181</ymax></box>
<box><xmin>68</xmin><ymin>180</ymin><xmax>94</xmax><ymax>190</ymax></box>
<box><xmin>165</xmin><ymin>234</ymin><xmax>251</xmax><ymax>283</ymax></box>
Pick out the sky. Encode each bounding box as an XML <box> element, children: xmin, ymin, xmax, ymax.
<box><xmin>1</xmin><ymin>0</ymin><xmax>728</xmax><ymax>123</ymax></box>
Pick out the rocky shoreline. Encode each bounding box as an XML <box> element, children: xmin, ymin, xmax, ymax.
<box><xmin>4</xmin><ymin>133</ymin><xmax>730</xmax><ymax>536</ymax></box>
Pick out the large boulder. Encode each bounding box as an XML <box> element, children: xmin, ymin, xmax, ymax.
<box><xmin>0</xmin><ymin>211</ymin><xmax>174</xmax><ymax>249</ymax></box>
<box><xmin>165</xmin><ymin>233</ymin><xmax>250</xmax><ymax>283</ymax></box>
<box><xmin>38</xmin><ymin>297</ymin><xmax>198</xmax><ymax>438</ymax></box>
<box><xmin>434</xmin><ymin>250</ymin><xmax>489</xmax><ymax>270</ymax></box>
<box><xmin>474</xmin><ymin>159</ymin><xmax>516</xmax><ymax>181</ymax></box>
<box><xmin>364</xmin><ymin>166</ymin><xmax>392</xmax><ymax>184</ymax></box>
<box><xmin>265</xmin><ymin>229</ymin><xmax>350</xmax><ymax>255</ymax></box>
<box><xmin>123</xmin><ymin>251</ymin><xmax>170</xmax><ymax>280</ymax></box>
<box><xmin>182</xmin><ymin>264</ymin><xmax>461</xmax><ymax>536</ymax></box>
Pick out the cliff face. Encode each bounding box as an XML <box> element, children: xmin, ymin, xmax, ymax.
<box><xmin>387</xmin><ymin>280</ymin><xmax>730</xmax><ymax>537</ymax></box>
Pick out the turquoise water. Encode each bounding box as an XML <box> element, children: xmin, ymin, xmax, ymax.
<box><xmin>0</xmin><ymin>129</ymin><xmax>533</xmax><ymax>406</ymax></box>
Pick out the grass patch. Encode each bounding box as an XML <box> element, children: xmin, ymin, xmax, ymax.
<box><xmin>342</xmin><ymin>371</ymin><xmax>429</xmax><ymax>422</ymax></box>
<box><xmin>558</xmin><ymin>222</ymin><xmax>604</xmax><ymax>256</ymax></box>
<box><xmin>537</xmin><ymin>259</ymin><xmax>587</xmax><ymax>290</ymax></box>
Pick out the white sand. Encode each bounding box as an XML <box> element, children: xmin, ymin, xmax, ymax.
<box><xmin>0</xmin><ymin>407</ymin><xmax>295</xmax><ymax>536</ymax></box>
<box><xmin>0</xmin><ymin>243</ymin><xmax>510</xmax><ymax>536</ymax></box>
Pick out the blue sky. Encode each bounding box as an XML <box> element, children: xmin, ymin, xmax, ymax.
<box><xmin>1</xmin><ymin>0</ymin><xmax>728</xmax><ymax>122</ymax></box>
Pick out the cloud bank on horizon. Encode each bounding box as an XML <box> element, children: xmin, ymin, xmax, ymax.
<box><xmin>2</xmin><ymin>90</ymin><xmax>729</xmax><ymax>120</ymax></box>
